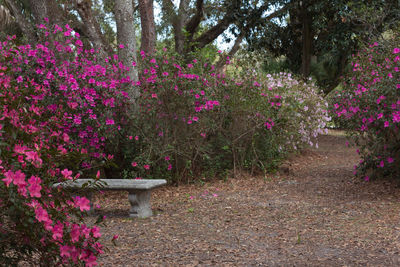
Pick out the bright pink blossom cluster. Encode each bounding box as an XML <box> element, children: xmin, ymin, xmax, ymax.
<box><xmin>331</xmin><ymin>38</ymin><xmax>400</xmax><ymax>179</ymax></box>
<box><xmin>0</xmin><ymin>22</ymin><xmax>134</xmax><ymax>265</ymax></box>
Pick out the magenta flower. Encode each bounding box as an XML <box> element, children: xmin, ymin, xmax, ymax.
<box><xmin>143</xmin><ymin>165</ymin><xmax>150</xmax><ymax>170</ymax></box>
<box><xmin>105</xmin><ymin>119</ymin><xmax>114</xmax><ymax>125</ymax></box>
<box><xmin>393</xmin><ymin>48</ymin><xmax>400</xmax><ymax>54</ymax></box>
<box><xmin>74</xmin><ymin>196</ymin><xmax>91</xmax><ymax>212</ymax></box>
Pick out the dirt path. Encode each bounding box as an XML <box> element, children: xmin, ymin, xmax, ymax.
<box><xmin>96</xmin><ymin>130</ymin><xmax>400</xmax><ymax>266</ymax></box>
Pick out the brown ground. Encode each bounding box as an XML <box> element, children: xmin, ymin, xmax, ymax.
<box><xmin>94</xmin><ymin>130</ymin><xmax>400</xmax><ymax>266</ymax></box>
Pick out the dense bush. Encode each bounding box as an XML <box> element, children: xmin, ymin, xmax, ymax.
<box><xmin>331</xmin><ymin>33</ymin><xmax>400</xmax><ymax>180</ymax></box>
<box><xmin>0</xmin><ymin>20</ymin><xmax>331</xmax><ymax>264</ymax></box>
<box><xmin>114</xmin><ymin>52</ymin><xmax>330</xmax><ymax>183</ymax></box>
<box><xmin>0</xmin><ymin>23</ymin><xmax>131</xmax><ymax>265</ymax></box>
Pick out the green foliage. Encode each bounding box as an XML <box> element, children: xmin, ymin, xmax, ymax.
<box><xmin>247</xmin><ymin>0</ymin><xmax>400</xmax><ymax>94</ymax></box>
<box><xmin>110</xmin><ymin>49</ymin><xmax>330</xmax><ymax>184</ymax></box>
<box><xmin>330</xmin><ymin>33</ymin><xmax>400</xmax><ymax>180</ymax></box>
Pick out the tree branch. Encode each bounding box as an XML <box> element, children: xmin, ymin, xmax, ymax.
<box><xmin>4</xmin><ymin>0</ymin><xmax>37</xmax><ymax>42</ymax></box>
<box><xmin>74</xmin><ymin>0</ymin><xmax>112</xmax><ymax>60</ymax></box>
<box><xmin>216</xmin><ymin>31</ymin><xmax>245</xmax><ymax>72</ymax></box>
<box><xmin>192</xmin><ymin>15</ymin><xmax>233</xmax><ymax>50</ymax></box>
<box><xmin>185</xmin><ymin>0</ymin><xmax>204</xmax><ymax>41</ymax></box>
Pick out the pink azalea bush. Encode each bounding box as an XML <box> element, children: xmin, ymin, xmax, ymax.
<box><xmin>117</xmin><ymin>51</ymin><xmax>329</xmax><ymax>181</ymax></box>
<box><xmin>0</xmin><ymin>23</ymin><xmax>133</xmax><ymax>265</ymax></box>
<box><xmin>331</xmin><ymin>33</ymin><xmax>400</xmax><ymax>179</ymax></box>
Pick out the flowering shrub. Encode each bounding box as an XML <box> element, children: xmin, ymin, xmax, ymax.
<box><xmin>0</xmin><ymin>23</ymin><xmax>132</xmax><ymax>265</ymax></box>
<box><xmin>331</xmin><ymin>34</ymin><xmax>400</xmax><ymax>180</ymax></box>
<box><xmin>116</xmin><ymin>51</ymin><xmax>330</xmax><ymax>182</ymax></box>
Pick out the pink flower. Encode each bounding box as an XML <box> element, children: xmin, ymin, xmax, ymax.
<box><xmin>70</xmin><ymin>224</ymin><xmax>80</xmax><ymax>243</ymax></box>
<box><xmin>52</xmin><ymin>221</ymin><xmax>64</xmax><ymax>241</ymax></box>
<box><xmin>387</xmin><ymin>157</ymin><xmax>394</xmax><ymax>163</ymax></box>
<box><xmin>135</xmin><ymin>136</ymin><xmax>139</xmax><ymax>141</ymax></box>
<box><xmin>60</xmin><ymin>245</ymin><xmax>71</xmax><ymax>258</ymax></box>
<box><xmin>143</xmin><ymin>165</ymin><xmax>150</xmax><ymax>170</ymax></box>
<box><xmin>119</xmin><ymin>44</ymin><xmax>125</xmax><ymax>49</ymax></box>
<box><xmin>13</xmin><ymin>170</ymin><xmax>26</xmax><ymax>187</ymax></box>
<box><xmin>384</xmin><ymin>121</ymin><xmax>389</xmax><ymax>127</ymax></box>
<box><xmin>164</xmin><ymin>156</ymin><xmax>170</xmax><ymax>161</ymax></box>
<box><xmin>2</xmin><ymin>170</ymin><xmax>14</xmax><ymax>187</ymax></box>
<box><xmin>91</xmin><ymin>226</ymin><xmax>102</xmax><ymax>238</ymax></box>
<box><xmin>393</xmin><ymin>48</ymin><xmax>400</xmax><ymax>54</ymax></box>
<box><xmin>28</xmin><ymin>175</ymin><xmax>42</xmax><ymax>198</ymax></box>
<box><xmin>61</xmin><ymin>169</ymin><xmax>73</xmax><ymax>180</ymax></box>
<box><xmin>74</xmin><ymin>196</ymin><xmax>91</xmax><ymax>212</ymax></box>
<box><xmin>131</xmin><ymin>162</ymin><xmax>137</xmax><ymax>167</ymax></box>
<box><xmin>63</xmin><ymin>133</ymin><xmax>70</xmax><ymax>142</ymax></box>
<box><xmin>35</xmin><ymin>206</ymin><xmax>52</xmax><ymax>225</ymax></box>
<box><xmin>106</xmin><ymin>119</ymin><xmax>114</xmax><ymax>125</ymax></box>
<box><xmin>379</xmin><ymin>160</ymin><xmax>384</xmax><ymax>168</ymax></box>
<box><xmin>364</xmin><ymin>176</ymin><xmax>370</xmax><ymax>182</ymax></box>
<box><xmin>167</xmin><ymin>164</ymin><xmax>172</xmax><ymax>170</ymax></box>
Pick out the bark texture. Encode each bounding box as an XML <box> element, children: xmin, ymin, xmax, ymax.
<box><xmin>75</xmin><ymin>0</ymin><xmax>111</xmax><ymax>61</ymax></box>
<box><xmin>300</xmin><ymin>4</ymin><xmax>312</xmax><ymax>77</ymax></box>
<box><xmin>138</xmin><ymin>0</ymin><xmax>156</xmax><ymax>54</ymax></box>
<box><xmin>4</xmin><ymin>0</ymin><xmax>37</xmax><ymax>41</ymax></box>
<box><xmin>114</xmin><ymin>0</ymin><xmax>139</xmax><ymax>99</ymax></box>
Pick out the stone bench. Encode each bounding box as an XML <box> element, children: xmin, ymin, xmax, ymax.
<box><xmin>53</xmin><ymin>179</ymin><xmax>167</xmax><ymax>218</ymax></box>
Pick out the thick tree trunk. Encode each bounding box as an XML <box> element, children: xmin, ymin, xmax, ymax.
<box><xmin>114</xmin><ymin>0</ymin><xmax>139</xmax><ymax>100</ymax></box>
<box><xmin>173</xmin><ymin>0</ymin><xmax>189</xmax><ymax>54</ymax></box>
<box><xmin>138</xmin><ymin>0</ymin><xmax>156</xmax><ymax>54</ymax></box>
<box><xmin>28</xmin><ymin>0</ymin><xmax>47</xmax><ymax>23</ymax></box>
<box><xmin>300</xmin><ymin>4</ymin><xmax>312</xmax><ymax>77</ymax></box>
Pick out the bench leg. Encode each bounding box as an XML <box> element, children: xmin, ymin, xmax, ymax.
<box><xmin>128</xmin><ymin>190</ymin><xmax>152</xmax><ymax>218</ymax></box>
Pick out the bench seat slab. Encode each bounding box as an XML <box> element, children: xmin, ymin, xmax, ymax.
<box><xmin>53</xmin><ymin>179</ymin><xmax>166</xmax><ymax>218</ymax></box>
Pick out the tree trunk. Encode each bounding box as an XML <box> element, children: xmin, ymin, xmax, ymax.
<box><xmin>173</xmin><ymin>0</ymin><xmax>189</xmax><ymax>54</ymax></box>
<box><xmin>28</xmin><ymin>0</ymin><xmax>48</xmax><ymax>23</ymax></box>
<box><xmin>300</xmin><ymin>4</ymin><xmax>312</xmax><ymax>77</ymax></box>
<box><xmin>75</xmin><ymin>0</ymin><xmax>111</xmax><ymax>61</ymax></box>
<box><xmin>138</xmin><ymin>0</ymin><xmax>156</xmax><ymax>54</ymax></box>
<box><xmin>4</xmin><ymin>0</ymin><xmax>37</xmax><ymax>42</ymax></box>
<box><xmin>114</xmin><ymin>0</ymin><xmax>139</xmax><ymax>100</ymax></box>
